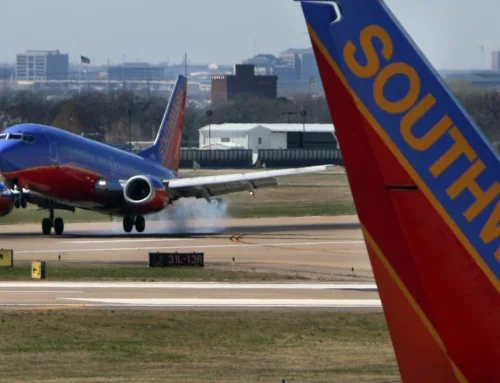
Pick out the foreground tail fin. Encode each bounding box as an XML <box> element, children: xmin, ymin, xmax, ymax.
<box><xmin>301</xmin><ymin>0</ymin><xmax>499</xmax><ymax>381</ymax></box>
<box><xmin>138</xmin><ymin>75</ymin><xmax>187</xmax><ymax>171</ymax></box>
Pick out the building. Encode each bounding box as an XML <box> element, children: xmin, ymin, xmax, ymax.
<box><xmin>108</xmin><ymin>63</ymin><xmax>165</xmax><ymax>81</ymax></box>
<box><xmin>280</xmin><ymin>48</ymin><xmax>320</xmax><ymax>83</ymax></box>
<box><xmin>492</xmin><ymin>51</ymin><xmax>500</xmax><ymax>70</ymax></box>
<box><xmin>198</xmin><ymin>123</ymin><xmax>337</xmax><ymax>154</ymax></box>
<box><xmin>16</xmin><ymin>50</ymin><xmax>69</xmax><ymax>81</ymax></box>
<box><xmin>0</xmin><ymin>64</ymin><xmax>15</xmax><ymax>81</ymax></box>
<box><xmin>211</xmin><ymin>64</ymin><xmax>277</xmax><ymax>103</ymax></box>
<box><xmin>439</xmin><ymin>69</ymin><xmax>500</xmax><ymax>88</ymax></box>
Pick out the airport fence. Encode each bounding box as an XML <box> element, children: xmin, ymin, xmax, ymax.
<box><xmin>255</xmin><ymin>149</ymin><xmax>343</xmax><ymax>168</ymax></box>
<box><xmin>180</xmin><ymin>149</ymin><xmax>253</xmax><ymax>169</ymax></box>
<box><xmin>179</xmin><ymin>148</ymin><xmax>343</xmax><ymax>169</ymax></box>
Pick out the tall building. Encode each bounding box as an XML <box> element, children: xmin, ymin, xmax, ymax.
<box><xmin>492</xmin><ymin>51</ymin><xmax>500</xmax><ymax>70</ymax></box>
<box><xmin>108</xmin><ymin>63</ymin><xmax>165</xmax><ymax>81</ymax></box>
<box><xmin>281</xmin><ymin>48</ymin><xmax>320</xmax><ymax>83</ymax></box>
<box><xmin>211</xmin><ymin>64</ymin><xmax>277</xmax><ymax>103</ymax></box>
<box><xmin>16</xmin><ymin>50</ymin><xmax>69</xmax><ymax>81</ymax></box>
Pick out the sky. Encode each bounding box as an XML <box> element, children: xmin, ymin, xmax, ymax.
<box><xmin>0</xmin><ymin>0</ymin><xmax>498</xmax><ymax>69</ymax></box>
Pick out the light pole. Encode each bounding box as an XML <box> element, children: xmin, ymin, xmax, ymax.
<box><xmin>128</xmin><ymin>108</ymin><xmax>132</xmax><ymax>151</ymax></box>
<box><xmin>206</xmin><ymin>110</ymin><xmax>213</xmax><ymax>148</ymax></box>
<box><xmin>300</xmin><ymin>110</ymin><xmax>307</xmax><ymax>149</ymax></box>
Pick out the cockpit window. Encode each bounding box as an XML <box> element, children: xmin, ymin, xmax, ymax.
<box><xmin>23</xmin><ymin>134</ymin><xmax>35</xmax><ymax>143</ymax></box>
<box><xmin>0</xmin><ymin>133</ymin><xmax>35</xmax><ymax>142</ymax></box>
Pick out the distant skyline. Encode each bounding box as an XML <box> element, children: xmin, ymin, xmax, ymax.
<box><xmin>1</xmin><ymin>0</ymin><xmax>499</xmax><ymax>69</ymax></box>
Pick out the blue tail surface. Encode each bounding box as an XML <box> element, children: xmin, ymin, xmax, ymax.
<box><xmin>138</xmin><ymin>75</ymin><xmax>187</xmax><ymax>171</ymax></box>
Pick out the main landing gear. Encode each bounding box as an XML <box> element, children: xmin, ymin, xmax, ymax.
<box><xmin>41</xmin><ymin>208</ymin><xmax>64</xmax><ymax>235</ymax></box>
<box><xmin>123</xmin><ymin>215</ymin><xmax>145</xmax><ymax>233</ymax></box>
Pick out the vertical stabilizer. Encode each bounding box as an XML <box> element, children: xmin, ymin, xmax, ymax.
<box><xmin>301</xmin><ymin>0</ymin><xmax>500</xmax><ymax>381</ymax></box>
<box><xmin>138</xmin><ymin>75</ymin><xmax>187</xmax><ymax>171</ymax></box>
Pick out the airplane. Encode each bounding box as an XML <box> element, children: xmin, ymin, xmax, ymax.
<box><xmin>0</xmin><ymin>75</ymin><xmax>331</xmax><ymax>235</ymax></box>
<box><xmin>300</xmin><ymin>0</ymin><xmax>499</xmax><ymax>381</ymax></box>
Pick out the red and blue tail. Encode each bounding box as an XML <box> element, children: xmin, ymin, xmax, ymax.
<box><xmin>301</xmin><ymin>0</ymin><xmax>499</xmax><ymax>381</ymax></box>
<box><xmin>138</xmin><ymin>75</ymin><xmax>187</xmax><ymax>171</ymax></box>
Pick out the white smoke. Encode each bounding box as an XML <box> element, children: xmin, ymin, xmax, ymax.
<box><xmin>112</xmin><ymin>198</ymin><xmax>229</xmax><ymax>235</ymax></box>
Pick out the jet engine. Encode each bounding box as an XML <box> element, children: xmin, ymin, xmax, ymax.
<box><xmin>0</xmin><ymin>183</ymin><xmax>14</xmax><ymax>217</ymax></box>
<box><xmin>123</xmin><ymin>175</ymin><xmax>167</xmax><ymax>206</ymax></box>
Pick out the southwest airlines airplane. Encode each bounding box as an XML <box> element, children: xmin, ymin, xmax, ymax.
<box><xmin>0</xmin><ymin>75</ymin><xmax>329</xmax><ymax>235</ymax></box>
<box><xmin>300</xmin><ymin>0</ymin><xmax>499</xmax><ymax>381</ymax></box>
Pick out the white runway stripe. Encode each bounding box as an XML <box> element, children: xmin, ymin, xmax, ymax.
<box><xmin>60</xmin><ymin>298</ymin><xmax>382</xmax><ymax>308</ymax></box>
<box><xmin>16</xmin><ymin>240</ymin><xmax>365</xmax><ymax>254</ymax></box>
<box><xmin>0</xmin><ymin>282</ymin><xmax>377</xmax><ymax>290</ymax></box>
<box><xmin>5</xmin><ymin>291</ymin><xmax>83</xmax><ymax>293</ymax></box>
<box><xmin>60</xmin><ymin>239</ymin><xmax>190</xmax><ymax>244</ymax></box>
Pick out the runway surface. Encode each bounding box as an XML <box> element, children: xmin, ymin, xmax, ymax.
<box><xmin>0</xmin><ymin>216</ymin><xmax>378</xmax><ymax>311</ymax></box>
<box><xmin>0</xmin><ymin>281</ymin><xmax>380</xmax><ymax>310</ymax></box>
<box><xmin>0</xmin><ymin>215</ymin><xmax>371</xmax><ymax>278</ymax></box>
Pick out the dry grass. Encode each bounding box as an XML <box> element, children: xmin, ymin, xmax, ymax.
<box><xmin>193</xmin><ymin>170</ymin><xmax>355</xmax><ymax>218</ymax></box>
<box><xmin>0</xmin><ymin>263</ymin><xmax>307</xmax><ymax>282</ymax></box>
<box><xmin>0</xmin><ymin>310</ymin><xmax>399</xmax><ymax>383</ymax></box>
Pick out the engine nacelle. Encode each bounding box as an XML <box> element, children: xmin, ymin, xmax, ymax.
<box><xmin>123</xmin><ymin>175</ymin><xmax>166</xmax><ymax>206</ymax></box>
<box><xmin>0</xmin><ymin>183</ymin><xmax>14</xmax><ymax>217</ymax></box>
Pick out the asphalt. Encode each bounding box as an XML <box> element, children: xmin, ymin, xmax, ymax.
<box><xmin>0</xmin><ymin>215</ymin><xmax>379</xmax><ymax>311</ymax></box>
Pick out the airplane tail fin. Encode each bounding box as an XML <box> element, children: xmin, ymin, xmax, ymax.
<box><xmin>301</xmin><ymin>0</ymin><xmax>499</xmax><ymax>381</ymax></box>
<box><xmin>137</xmin><ymin>75</ymin><xmax>187</xmax><ymax>171</ymax></box>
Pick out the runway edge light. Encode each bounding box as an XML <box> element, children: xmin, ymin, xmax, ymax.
<box><xmin>0</xmin><ymin>249</ymin><xmax>13</xmax><ymax>267</ymax></box>
<box><xmin>31</xmin><ymin>261</ymin><xmax>46</xmax><ymax>280</ymax></box>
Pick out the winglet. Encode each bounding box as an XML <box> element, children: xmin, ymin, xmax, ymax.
<box><xmin>301</xmin><ymin>0</ymin><xmax>500</xmax><ymax>381</ymax></box>
<box><xmin>137</xmin><ymin>75</ymin><xmax>187</xmax><ymax>171</ymax></box>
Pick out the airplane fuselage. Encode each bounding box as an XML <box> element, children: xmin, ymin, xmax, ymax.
<box><xmin>0</xmin><ymin>123</ymin><xmax>176</xmax><ymax>215</ymax></box>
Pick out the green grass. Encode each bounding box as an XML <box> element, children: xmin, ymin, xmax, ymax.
<box><xmin>0</xmin><ymin>263</ymin><xmax>307</xmax><ymax>282</ymax></box>
<box><xmin>0</xmin><ymin>310</ymin><xmax>399</xmax><ymax>382</ymax></box>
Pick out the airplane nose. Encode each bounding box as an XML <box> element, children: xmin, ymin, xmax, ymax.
<box><xmin>0</xmin><ymin>141</ymin><xmax>20</xmax><ymax>172</ymax></box>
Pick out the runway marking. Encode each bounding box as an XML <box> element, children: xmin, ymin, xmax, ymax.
<box><xmin>60</xmin><ymin>239</ymin><xmax>190</xmax><ymax>244</ymax></box>
<box><xmin>230</xmin><ymin>234</ymin><xmax>242</xmax><ymax>242</ymax></box>
<box><xmin>15</xmin><ymin>240</ymin><xmax>365</xmax><ymax>254</ymax></box>
<box><xmin>4</xmin><ymin>291</ymin><xmax>83</xmax><ymax>293</ymax></box>
<box><xmin>60</xmin><ymin>298</ymin><xmax>382</xmax><ymax>308</ymax></box>
<box><xmin>0</xmin><ymin>282</ymin><xmax>377</xmax><ymax>290</ymax></box>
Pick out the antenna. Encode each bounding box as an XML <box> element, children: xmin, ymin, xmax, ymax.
<box><xmin>184</xmin><ymin>53</ymin><xmax>188</xmax><ymax>77</ymax></box>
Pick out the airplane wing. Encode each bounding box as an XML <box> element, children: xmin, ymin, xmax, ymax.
<box><xmin>166</xmin><ymin>165</ymin><xmax>332</xmax><ymax>200</ymax></box>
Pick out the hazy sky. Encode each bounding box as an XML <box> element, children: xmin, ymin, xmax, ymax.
<box><xmin>1</xmin><ymin>0</ymin><xmax>498</xmax><ymax>69</ymax></box>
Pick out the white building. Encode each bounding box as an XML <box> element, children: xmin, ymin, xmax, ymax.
<box><xmin>198</xmin><ymin>123</ymin><xmax>337</xmax><ymax>154</ymax></box>
<box><xmin>16</xmin><ymin>50</ymin><xmax>69</xmax><ymax>81</ymax></box>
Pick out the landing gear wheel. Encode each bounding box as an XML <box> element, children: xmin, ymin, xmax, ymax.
<box><xmin>42</xmin><ymin>218</ymin><xmax>52</xmax><ymax>235</ymax></box>
<box><xmin>20</xmin><ymin>197</ymin><xmax>27</xmax><ymax>209</ymax></box>
<box><xmin>54</xmin><ymin>217</ymin><xmax>64</xmax><ymax>235</ymax></box>
<box><xmin>123</xmin><ymin>216</ymin><xmax>134</xmax><ymax>233</ymax></box>
<box><xmin>14</xmin><ymin>198</ymin><xmax>20</xmax><ymax>209</ymax></box>
<box><xmin>135</xmin><ymin>216</ymin><xmax>145</xmax><ymax>233</ymax></box>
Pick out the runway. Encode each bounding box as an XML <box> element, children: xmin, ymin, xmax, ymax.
<box><xmin>0</xmin><ymin>281</ymin><xmax>380</xmax><ymax>310</ymax></box>
<box><xmin>0</xmin><ymin>215</ymin><xmax>371</xmax><ymax>279</ymax></box>
<box><xmin>0</xmin><ymin>216</ymin><xmax>378</xmax><ymax>311</ymax></box>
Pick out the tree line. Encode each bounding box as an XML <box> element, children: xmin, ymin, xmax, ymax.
<box><xmin>0</xmin><ymin>82</ymin><xmax>498</xmax><ymax>148</ymax></box>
